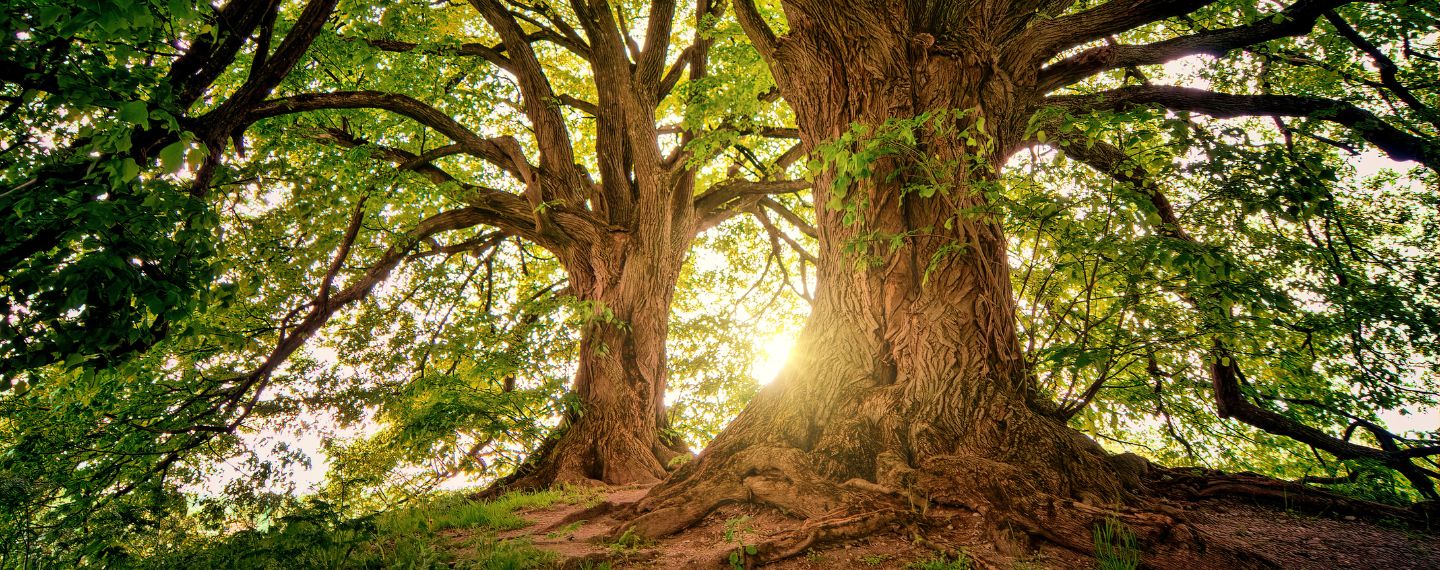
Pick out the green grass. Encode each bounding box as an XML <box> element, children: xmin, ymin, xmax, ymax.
<box><xmin>906</xmin><ymin>552</ymin><xmax>972</xmax><ymax>570</ymax></box>
<box><xmin>1092</xmin><ymin>518</ymin><xmax>1141</xmax><ymax>570</ymax></box>
<box><xmin>139</xmin><ymin>487</ymin><xmax>598</xmax><ymax>569</ymax></box>
<box><xmin>607</xmin><ymin>528</ymin><xmax>656</xmax><ymax>553</ymax></box>
<box><xmin>379</xmin><ymin>487</ymin><xmax>592</xmax><ymax>535</ymax></box>
<box><xmin>545</xmin><ymin>520</ymin><xmax>584</xmax><ymax>539</ymax></box>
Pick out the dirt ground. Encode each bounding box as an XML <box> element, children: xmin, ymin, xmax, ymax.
<box><xmin>475</xmin><ymin>485</ymin><xmax>1440</xmax><ymax>569</ymax></box>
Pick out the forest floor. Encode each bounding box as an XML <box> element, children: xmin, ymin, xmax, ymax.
<box><xmin>447</xmin><ymin>483</ymin><xmax>1440</xmax><ymax>569</ymax></box>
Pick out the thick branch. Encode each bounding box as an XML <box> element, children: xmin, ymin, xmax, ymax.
<box><xmin>471</xmin><ymin>0</ymin><xmax>585</xmax><ymax>204</ymax></box>
<box><xmin>1037</xmin><ymin>0</ymin><xmax>1349</xmax><ymax>92</ymax></box>
<box><xmin>636</xmin><ymin>0</ymin><xmax>678</xmax><ymax>90</ymax></box>
<box><xmin>167</xmin><ymin>0</ymin><xmax>278</xmax><ymax>108</ymax></box>
<box><xmin>1210</xmin><ymin>343</ymin><xmax>1438</xmax><ymax>497</ymax></box>
<box><xmin>694</xmin><ymin>178</ymin><xmax>809</xmax><ymax>220</ymax></box>
<box><xmin>733</xmin><ymin>0</ymin><xmax>778</xmax><ymax>63</ymax></box>
<box><xmin>1050</xmin><ymin>131</ymin><xmax>1190</xmax><ymax>241</ymax></box>
<box><xmin>1017</xmin><ymin>0</ymin><xmax>1220</xmax><ymax>66</ymax></box>
<box><xmin>245</xmin><ymin>91</ymin><xmax>529</xmax><ymax>178</ymax></box>
<box><xmin>1046</xmin><ymin>85</ymin><xmax>1440</xmax><ymax>169</ymax></box>
<box><xmin>201</xmin><ymin>0</ymin><xmax>340</xmax><ymax>134</ymax></box>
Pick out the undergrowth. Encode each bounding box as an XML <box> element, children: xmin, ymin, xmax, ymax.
<box><xmin>139</xmin><ymin>486</ymin><xmax>598</xmax><ymax>569</ymax></box>
<box><xmin>1092</xmin><ymin>517</ymin><xmax>1142</xmax><ymax>570</ymax></box>
<box><xmin>906</xmin><ymin>551</ymin><xmax>971</xmax><ymax>570</ymax></box>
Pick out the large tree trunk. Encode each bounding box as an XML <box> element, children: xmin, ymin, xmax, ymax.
<box><xmin>498</xmin><ymin>233</ymin><xmax>691</xmax><ymax>489</ymax></box>
<box><xmin>624</xmin><ymin>2</ymin><xmax>1261</xmax><ymax>566</ymax></box>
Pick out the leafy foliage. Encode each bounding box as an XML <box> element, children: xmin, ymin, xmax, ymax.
<box><xmin>2</xmin><ymin>0</ymin><xmax>1440</xmax><ymax>565</ymax></box>
<box><xmin>141</xmin><ymin>488</ymin><xmax>591</xmax><ymax>570</ymax></box>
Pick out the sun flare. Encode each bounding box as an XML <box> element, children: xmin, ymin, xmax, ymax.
<box><xmin>751</xmin><ymin>334</ymin><xmax>797</xmax><ymax>385</ymax></box>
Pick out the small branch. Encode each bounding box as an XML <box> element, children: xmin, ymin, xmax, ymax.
<box><xmin>758</xmin><ymin>197</ymin><xmax>817</xmax><ymax>239</ymax></box>
<box><xmin>318</xmin><ymin>196</ymin><xmax>368</xmax><ymax>310</ymax></box>
<box><xmin>309</xmin><ymin>127</ymin><xmax>547</xmax><ymax>244</ymax></box>
<box><xmin>1323</xmin><ymin>11</ymin><xmax>1440</xmax><ymax>132</ymax></box>
<box><xmin>752</xmin><ymin>206</ymin><xmax>818</xmax><ymax>264</ymax></box>
<box><xmin>398</xmin><ymin>143</ymin><xmax>467</xmax><ymax>171</ymax></box>
<box><xmin>1052</xmin><ymin>128</ymin><xmax>1440</xmax><ymax>497</ymax></box>
<box><xmin>359</xmin><ymin>37</ymin><xmax>514</xmax><ymax>72</ymax></box>
<box><xmin>246</xmin><ymin>91</ymin><xmax>530</xmax><ymax>179</ymax></box>
<box><xmin>694</xmin><ymin>178</ymin><xmax>810</xmax><ymax>222</ymax></box>
<box><xmin>659</xmin><ymin>45</ymin><xmax>697</xmax><ymax>100</ymax></box>
<box><xmin>554</xmin><ymin>94</ymin><xmax>600</xmax><ymax>116</ymax></box>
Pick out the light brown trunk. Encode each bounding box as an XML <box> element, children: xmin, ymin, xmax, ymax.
<box><xmin>498</xmin><ymin>233</ymin><xmax>689</xmax><ymax>489</ymax></box>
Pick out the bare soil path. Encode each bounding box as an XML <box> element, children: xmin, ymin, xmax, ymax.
<box><xmin>469</xmin><ymin>485</ymin><xmax>1440</xmax><ymax>569</ymax></box>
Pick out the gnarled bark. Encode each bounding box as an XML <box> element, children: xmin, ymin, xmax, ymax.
<box><xmin>623</xmin><ymin>1</ymin><xmax>1272</xmax><ymax>566</ymax></box>
<box><xmin>499</xmin><ymin>236</ymin><xmax>691</xmax><ymax>489</ymax></box>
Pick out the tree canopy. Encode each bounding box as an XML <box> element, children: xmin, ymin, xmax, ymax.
<box><xmin>2</xmin><ymin>0</ymin><xmax>1439</xmax><ymax>567</ymax></box>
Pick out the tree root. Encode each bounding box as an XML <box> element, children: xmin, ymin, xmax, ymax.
<box><xmin>1151</xmin><ymin>467</ymin><xmax>1431</xmax><ymax>527</ymax></box>
<box><xmin>742</xmin><ymin>509</ymin><xmax>904</xmax><ymax>566</ymax></box>
<box><xmin>619</xmin><ymin>443</ymin><xmax>1289</xmax><ymax>568</ymax></box>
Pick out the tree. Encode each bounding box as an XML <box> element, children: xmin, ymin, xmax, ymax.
<box><xmin>626</xmin><ymin>0</ymin><xmax>1440</xmax><ymax>565</ymax></box>
<box><xmin>2</xmin><ymin>0</ymin><xmax>807</xmax><ymax>560</ymax></box>
<box><xmin>233</xmin><ymin>0</ymin><xmax>809</xmax><ymax>490</ymax></box>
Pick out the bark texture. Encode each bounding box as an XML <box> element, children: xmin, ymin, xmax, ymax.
<box><xmin>453</xmin><ymin>0</ymin><xmax>789</xmax><ymax>491</ymax></box>
<box><xmin>624</xmin><ymin>1</ymin><xmax>1284</xmax><ymax>565</ymax></box>
<box><xmin>503</xmin><ymin>234</ymin><xmax>692</xmax><ymax>488</ymax></box>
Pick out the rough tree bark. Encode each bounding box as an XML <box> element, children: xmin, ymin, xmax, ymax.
<box><xmin>618</xmin><ymin>0</ymin><xmax>1426</xmax><ymax>566</ymax></box>
<box><xmin>502</xmin><ymin>234</ymin><xmax>692</xmax><ymax>487</ymax></box>
<box><xmin>629</xmin><ymin>0</ymin><xmax>1160</xmax><ymax>557</ymax></box>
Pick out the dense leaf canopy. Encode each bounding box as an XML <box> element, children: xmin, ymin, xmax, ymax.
<box><xmin>1</xmin><ymin>0</ymin><xmax>1438</xmax><ymax>566</ymax></box>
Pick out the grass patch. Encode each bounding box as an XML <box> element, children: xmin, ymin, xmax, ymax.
<box><xmin>608</xmin><ymin>528</ymin><xmax>656</xmax><ymax>553</ymax></box>
<box><xmin>906</xmin><ymin>552</ymin><xmax>972</xmax><ymax>570</ymax></box>
<box><xmin>380</xmin><ymin>487</ymin><xmax>594</xmax><ymax>535</ymax></box>
<box><xmin>142</xmin><ymin>486</ymin><xmax>599</xmax><ymax>569</ymax></box>
<box><xmin>546</xmin><ymin>520</ymin><xmax>585</xmax><ymax>539</ymax></box>
<box><xmin>1093</xmin><ymin>517</ymin><xmax>1141</xmax><ymax>570</ymax></box>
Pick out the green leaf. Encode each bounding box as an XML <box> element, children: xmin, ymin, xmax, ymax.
<box><xmin>158</xmin><ymin>140</ymin><xmax>187</xmax><ymax>173</ymax></box>
<box><xmin>119</xmin><ymin>158</ymin><xmax>140</xmax><ymax>182</ymax></box>
<box><xmin>119</xmin><ymin>101</ymin><xmax>148</xmax><ymax>125</ymax></box>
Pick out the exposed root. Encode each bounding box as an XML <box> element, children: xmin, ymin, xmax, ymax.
<box><xmin>1152</xmin><ymin>468</ymin><xmax>1431</xmax><ymax>527</ymax></box>
<box><xmin>548</xmin><ymin>500</ymin><xmax>621</xmax><ymax>531</ymax></box>
<box><xmin>620</xmin><ymin>439</ymin><xmax>1291</xmax><ymax>568</ymax></box>
<box><xmin>744</xmin><ymin>509</ymin><xmax>904</xmax><ymax>565</ymax></box>
<box><xmin>624</xmin><ymin>483</ymin><xmax>741</xmax><ymax>538</ymax></box>
<box><xmin>989</xmin><ymin>498</ymin><xmax>1275</xmax><ymax>570</ymax></box>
